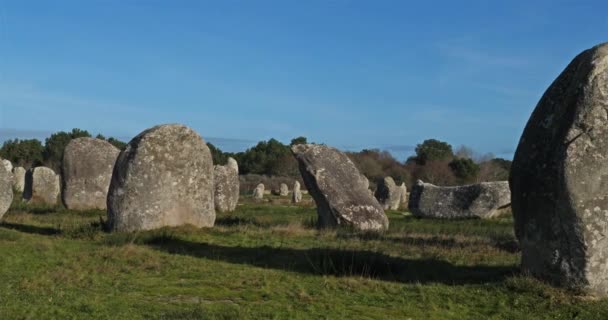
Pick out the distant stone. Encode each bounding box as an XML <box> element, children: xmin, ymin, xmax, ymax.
<box><xmin>23</xmin><ymin>166</ymin><xmax>60</xmax><ymax>205</ymax></box>
<box><xmin>399</xmin><ymin>183</ymin><xmax>408</xmax><ymax>205</ymax></box>
<box><xmin>253</xmin><ymin>183</ymin><xmax>265</xmax><ymax>200</ymax></box>
<box><xmin>0</xmin><ymin>165</ymin><xmax>13</xmax><ymax>220</ymax></box>
<box><xmin>279</xmin><ymin>183</ymin><xmax>289</xmax><ymax>196</ymax></box>
<box><xmin>1</xmin><ymin>159</ymin><xmax>12</xmax><ymax>174</ymax></box>
<box><xmin>375</xmin><ymin>177</ymin><xmax>402</xmax><ymax>210</ymax></box>
<box><xmin>12</xmin><ymin>167</ymin><xmax>26</xmax><ymax>193</ymax></box>
<box><xmin>510</xmin><ymin>43</ymin><xmax>608</xmax><ymax>296</ymax></box>
<box><xmin>107</xmin><ymin>124</ymin><xmax>215</xmax><ymax>232</ymax></box>
<box><xmin>214</xmin><ymin>157</ymin><xmax>239</xmax><ymax>212</ymax></box>
<box><xmin>62</xmin><ymin>137</ymin><xmax>120</xmax><ymax>210</ymax></box>
<box><xmin>291</xmin><ymin>144</ymin><xmax>388</xmax><ymax>231</ymax></box>
<box><xmin>409</xmin><ymin>180</ymin><xmax>510</xmax><ymax>219</ymax></box>
<box><xmin>292</xmin><ymin>181</ymin><xmax>302</xmax><ymax>203</ymax></box>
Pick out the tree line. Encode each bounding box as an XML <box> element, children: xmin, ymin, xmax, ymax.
<box><xmin>1</xmin><ymin>128</ymin><xmax>511</xmax><ymax>187</ymax></box>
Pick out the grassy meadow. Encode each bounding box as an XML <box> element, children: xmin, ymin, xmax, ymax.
<box><xmin>0</xmin><ymin>194</ymin><xmax>607</xmax><ymax>319</ymax></box>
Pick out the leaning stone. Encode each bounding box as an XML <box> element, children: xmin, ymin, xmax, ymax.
<box><xmin>279</xmin><ymin>183</ymin><xmax>289</xmax><ymax>196</ymax></box>
<box><xmin>213</xmin><ymin>157</ymin><xmax>239</xmax><ymax>212</ymax></box>
<box><xmin>107</xmin><ymin>124</ymin><xmax>215</xmax><ymax>232</ymax></box>
<box><xmin>409</xmin><ymin>180</ymin><xmax>510</xmax><ymax>219</ymax></box>
<box><xmin>291</xmin><ymin>144</ymin><xmax>388</xmax><ymax>231</ymax></box>
<box><xmin>62</xmin><ymin>137</ymin><xmax>120</xmax><ymax>210</ymax></box>
<box><xmin>252</xmin><ymin>183</ymin><xmax>264</xmax><ymax>200</ymax></box>
<box><xmin>0</xmin><ymin>165</ymin><xmax>13</xmax><ymax>220</ymax></box>
<box><xmin>12</xmin><ymin>167</ymin><xmax>26</xmax><ymax>193</ymax></box>
<box><xmin>510</xmin><ymin>43</ymin><xmax>608</xmax><ymax>296</ymax></box>
<box><xmin>292</xmin><ymin>181</ymin><xmax>302</xmax><ymax>203</ymax></box>
<box><xmin>375</xmin><ymin>176</ymin><xmax>401</xmax><ymax>210</ymax></box>
<box><xmin>23</xmin><ymin>166</ymin><xmax>60</xmax><ymax>205</ymax></box>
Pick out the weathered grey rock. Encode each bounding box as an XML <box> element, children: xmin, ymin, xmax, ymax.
<box><xmin>107</xmin><ymin>124</ymin><xmax>215</xmax><ymax>232</ymax></box>
<box><xmin>12</xmin><ymin>167</ymin><xmax>26</xmax><ymax>192</ymax></box>
<box><xmin>1</xmin><ymin>159</ymin><xmax>12</xmax><ymax>174</ymax></box>
<box><xmin>0</xmin><ymin>165</ymin><xmax>12</xmax><ymax>220</ymax></box>
<box><xmin>409</xmin><ymin>180</ymin><xmax>510</xmax><ymax>219</ymax></box>
<box><xmin>279</xmin><ymin>183</ymin><xmax>289</xmax><ymax>196</ymax></box>
<box><xmin>23</xmin><ymin>166</ymin><xmax>60</xmax><ymax>205</ymax></box>
<box><xmin>291</xmin><ymin>144</ymin><xmax>388</xmax><ymax>231</ymax></box>
<box><xmin>62</xmin><ymin>137</ymin><xmax>120</xmax><ymax>210</ymax></box>
<box><xmin>213</xmin><ymin>157</ymin><xmax>239</xmax><ymax>212</ymax></box>
<box><xmin>375</xmin><ymin>177</ymin><xmax>402</xmax><ymax>210</ymax></box>
<box><xmin>399</xmin><ymin>183</ymin><xmax>408</xmax><ymax>208</ymax></box>
<box><xmin>510</xmin><ymin>43</ymin><xmax>608</xmax><ymax>296</ymax></box>
<box><xmin>292</xmin><ymin>181</ymin><xmax>302</xmax><ymax>203</ymax></box>
<box><xmin>252</xmin><ymin>183</ymin><xmax>264</xmax><ymax>200</ymax></box>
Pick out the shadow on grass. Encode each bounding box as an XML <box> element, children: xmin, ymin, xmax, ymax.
<box><xmin>0</xmin><ymin>222</ymin><xmax>60</xmax><ymax>235</ymax></box>
<box><xmin>145</xmin><ymin>235</ymin><xmax>517</xmax><ymax>285</ymax></box>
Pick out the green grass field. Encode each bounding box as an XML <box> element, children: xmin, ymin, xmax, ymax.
<box><xmin>1</xmin><ymin>196</ymin><xmax>607</xmax><ymax>319</ymax></box>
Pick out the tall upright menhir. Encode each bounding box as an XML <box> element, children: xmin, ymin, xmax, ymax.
<box><xmin>107</xmin><ymin>124</ymin><xmax>216</xmax><ymax>232</ymax></box>
<box><xmin>510</xmin><ymin>42</ymin><xmax>608</xmax><ymax>296</ymax></box>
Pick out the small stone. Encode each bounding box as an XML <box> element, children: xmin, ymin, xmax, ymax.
<box><xmin>23</xmin><ymin>166</ymin><xmax>60</xmax><ymax>205</ymax></box>
<box><xmin>279</xmin><ymin>183</ymin><xmax>289</xmax><ymax>196</ymax></box>
<box><xmin>62</xmin><ymin>137</ymin><xmax>120</xmax><ymax>210</ymax></box>
<box><xmin>253</xmin><ymin>183</ymin><xmax>265</xmax><ymax>200</ymax></box>
<box><xmin>292</xmin><ymin>181</ymin><xmax>302</xmax><ymax>203</ymax></box>
<box><xmin>213</xmin><ymin>157</ymin><xmax>239</xmax><ymax>212</ymax></box>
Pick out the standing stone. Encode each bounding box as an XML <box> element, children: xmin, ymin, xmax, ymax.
<box><xmin>375</xmin><ymin>176</ymin><xmax>401</xmax><ymax>210</ymax></box>
<box><xmin>12</xmin><ymin>167</ymin><xmax>26</xmax><ymax>193</ymax></box>
<box><xmin>409</xmin><ymin>180</ymin><xmax>510</xmax><ymax>219</ymax></box>
<box><xmin>1</xmin><ymin>159</ymin><xmax>12</xmax><ymax>174</ymax></box>
<box><xmin>399</xmin><ymin>183</ymin><xmax>408</xmax><ymax>208</ymax></box>
<box><xmin>62</xmin><ymin>137</ymin><xmax>120</xmax><ymax>210</ymax></box>
<box><xmin>0</xmin><ymin>165</ymin><xmax>13</xmax><ymax>220</ymax></box>
<box><xmin>279</xmin><ymin>183</ymin><xmax>289</xmax><ymax>196</ymax></box>
<box><xmin>292</xmin><ymin>181</ymin><xmax>302</xmax><ymax>203</ymax></box>
<box><xmin>213</xmin><ymin>157</ymin><xmax>239</xmax><ymax>212</ymax></box>
<box><xmin>23</xmin><ymin>166</ymin><xmax>60</xmax><ymax>205</ymax></box>
<box><xmin>252</xmin><ymin>183</ymin><xmax>265</xmax><ymax>200</ymax></box>
<box><xmin>291</xmin><ymin>144</ymin><xmax>388</xmax><ymax>231</ymax></box>
<box><xmin>510</xmin><ymin>43</ymin><xmax>608</xmax><ymax>296</ymax></box>
<box><xmin>107</xmin><ymin>124</ymin><xmax>215</xmax><ymax>232</ymax></box>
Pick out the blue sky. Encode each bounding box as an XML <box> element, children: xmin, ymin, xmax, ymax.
<box><xmin>0</xmin><ymin>1</ymin><xmax>606</xmax><ymax>159</ymax></box>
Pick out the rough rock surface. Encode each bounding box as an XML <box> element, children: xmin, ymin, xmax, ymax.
<box><xmin>292</xmin><ymin>181</ymin><xmax>302</xmax><ymax>203</ymax></box>
<box><xmin>510</xmin><ymin>43</ymin><xmax>608</xmax><ymax>296</ymax></box>
<box><xmin>252</xmin><ymin>183</ymin><xmax>265</xmax><ymax>200</ymax></box>
<box><xmin>12</xmin><ymin>167</ymin><xmax>26</xmax><ymax>192</ymax></box>
<box><xmin>409</xmin><ymin>180</ymin><xmax>510</xmax><ymax>219</ymax></box>
<box><xmin>291</xmin><ymin>144</ymin><xmax>389</xmax><ymax>231</ymax></box>
<box><xmin>213</xmin><ymin>157</ymin><xmax>239</xmax><ymax>212</ymax></box>
<box><xmin>375</xmin><ymin>177</ymin><xmax>402</xmax><ymax>210</ymax></box>
<box><xmin>23</xmin><ymin>166</ymin><xmax>60</xmax><ymax>205</ymax></box>
<box><xmin>0</xmin><ymin>165</ymin><xmax>13</xmax><ymax>220</ymax></box>
<box><xmin>107</xmin><ymin>124</ymin><xmax>215</xmax><ymax>232</ymax></box>
<box><xmin>62</xmin><ymin>137</ymin><xmax>120</xmax><ymax>210</ymax></box>
<box><xmin>279</xmin><ymin>183</ymin><xmax>289</xmax><ymax>196</ymax></box>
<box><xmin>399</xmin><ymin>183</ymin><xmax>408</xmax><ymax>207</ymax></box>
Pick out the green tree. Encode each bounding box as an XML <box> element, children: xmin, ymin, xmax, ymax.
<box><xmin>0</xmin><ymin>139</ymin><xmax>44</xmax><ymax>168</ymax></box>
<box><xmin>290</xmin><ymin>136</ymin><xmax>308</xmax><ymax>146</ymax></box>
<box><xmin>414</xmin><ymin>139</ymin><xmax>454</xmax><ymax>165</ymax></box>
<box><xmin>235</xmin><ymin>138</ymin><xmax>295</xmax><ymax>176</ymax></box>
<box><xmin>43</xmin><ymin>128</ymin><xmax>91</xmax><ymax>171</ymax></box>
<box><xmin>207</xmin><ymin>142</ymin><xmax>230</xmax><ymax>165</ymax></box>
<box><xmin>106</xmin><ymin>137</ymin><xmax>128</xmax><ymax>150</ymax></box>
<box><xmin>449</xmin><ymin>158</ymin><xmax>480</xmax><ymax>183</ymax></box>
